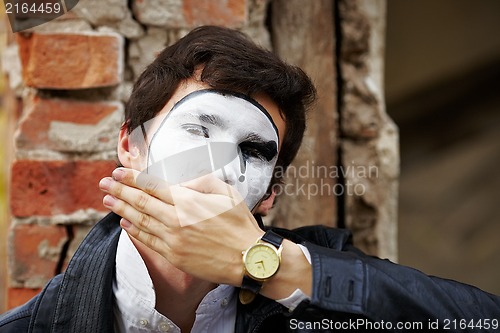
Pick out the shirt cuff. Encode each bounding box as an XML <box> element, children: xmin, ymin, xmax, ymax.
<box><xmin>276</xmin><ymin>244</ymin><xmax>311</xmax><ymax>311</ymax></box>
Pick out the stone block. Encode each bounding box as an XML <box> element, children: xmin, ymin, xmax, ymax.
<box><xmin>128</xmin><ymin>27</ymin><xmax>169</xmax><ymax>78</ymax></box>
<box><xmin>17</xmin><ymin>32</ymin><xmax>123</xmax><ymax>89</ymax></box>
<box><xmin>73</xmin><ymin>0</ymin><xmax>129</xmax><ymax>26</ymax></box>
<box><xmin>132</xmin><ymin>0</ymin><xmax>247</xmax><ymax>28</ymax></box>
<box><xmin>10</xmin><ymin>160</ymin><xmax>115</xmax><ymax>217</ymax></box>
<box><xmin>9</xmin><ymin>224</ymin><xmax>67</xmax><ymax>287</ymax></box>
<box><xmin>16</xmin><ymin>95</ymin><xmax>122</xmax><ymax>153</ymax></box>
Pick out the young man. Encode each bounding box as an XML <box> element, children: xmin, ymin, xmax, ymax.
<box><xmin>1</xmin><ymin>26</ymin><xmax>499</xmax><ymax>333</ymax></box>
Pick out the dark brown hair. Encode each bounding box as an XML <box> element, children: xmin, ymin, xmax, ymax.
<box><xmin>125</xmin><ymin>25</ymin><xmax>316</xmax><ymax>185</ymax></box>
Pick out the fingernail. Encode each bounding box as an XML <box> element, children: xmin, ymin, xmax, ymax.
<box><xmin>112</xmin><ymin>168</ymin><xmax>125</xmax><ymax>181</ymax></box>
<box><xmin>103</xmin><ymin>195</ymin><xmax>116</xmax><ymax>207</ymax></box>
<box><xmin>120</xmin><ymin>218</ymin><xmax>132</xmax><ymax>228</ymax></box>
<box><xmin>99</xmin><ymin>177</ymin><xmax>113</xmax><ymax>190</ymax></box>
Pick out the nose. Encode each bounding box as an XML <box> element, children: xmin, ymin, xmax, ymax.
<box><xmin>216</xmin><ymin>151</ymin><xmax>245</xmax><ymax>186</ymax></box>
<box><xmin>206</xmin><ymin>142</ymin><xmax>246</xmax><ymax>187</ymax></box>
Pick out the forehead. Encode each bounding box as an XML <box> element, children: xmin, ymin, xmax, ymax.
<box><xmin>157</xmin><ymin>79</ymin><xmax>286</xmax><ymax>146</ymax></box>
<box><xmin>165</xmin><ymin>90</ymin><xmax>279</xmax><ymax>139</ymax></box>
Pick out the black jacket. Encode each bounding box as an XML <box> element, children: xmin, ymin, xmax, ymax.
<box><xmin>1</xmin><ymin>213</ymin><xmax>499</xmax><ymax>332</ymax></box>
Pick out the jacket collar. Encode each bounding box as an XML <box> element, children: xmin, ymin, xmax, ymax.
<box><xmin>31</xmin><ymin>213</ymin><xmax>122</xmax><ymax>333</ymax></box>
<box><xmin>29</xmin><ymin>213</ymin><xmax>305</xmax><ymax>333</ymax></box>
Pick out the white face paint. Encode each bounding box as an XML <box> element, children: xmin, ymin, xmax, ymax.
<box><xmin>145</xmin><ymin>90</ymin><xmax>279</xmax><ymax>211</ymax></box>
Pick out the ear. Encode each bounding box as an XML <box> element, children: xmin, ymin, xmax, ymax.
<box><xmin>253</xmin><ymin>190</ymin><xmax>277</xmax><ymax>216</ymax></box>
<box><xmin>117</xmin><ymin>124</ymin><xmax>142</xmax><ymax>168</ymax></box>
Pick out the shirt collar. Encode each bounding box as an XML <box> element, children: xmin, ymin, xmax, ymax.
<box><xmin>113</xmin><ymin>229</ymin><xmax>237</xmax><ymax>332</ymax></box>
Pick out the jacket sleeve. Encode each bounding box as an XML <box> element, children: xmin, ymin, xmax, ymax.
<box><xmin>293</xmin><ymin>241</ymin><xmax>500</xmax><ymax>332</ymax></box>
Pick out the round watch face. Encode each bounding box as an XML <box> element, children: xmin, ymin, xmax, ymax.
<box><xmin>244</xmin><ymin>243</ymin><xmax>281</xmax><ymax>280</ymax></box>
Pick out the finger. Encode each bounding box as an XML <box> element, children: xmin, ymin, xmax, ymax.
<box><xmin>121</xmin><ymin>218</ymin><xmax>169</xmax><ymax>257</ymax></box>
<box><xmin>99</xmin><ymin>177</ymin><xmax>171</xmax><ymax>214</ymax></box>
<box><xmin>112</xmin><ymin>167</ymin><xmax>174</xmax><ymax>204</ymax></box>
<box><xmin>100</xmin><ymin>177</ymin><xmax>175</xmax><ymax>224</ymax></box>
<box><xmin>103</xmin><ymin>193</ymin><xmax>174</xmax><ymax>235</ymax></box>
<box><xmin>181</xmin><ymin>173</ymin><xmax>241</xmax><ymax>199</ymax></box>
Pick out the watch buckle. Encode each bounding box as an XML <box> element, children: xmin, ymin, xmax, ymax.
<box><xmin>239</xmin><ymin>288</ymin><xmax>257</xmax><ymax>304</ymax></box>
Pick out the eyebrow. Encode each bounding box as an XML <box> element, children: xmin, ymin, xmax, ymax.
<box><xmin>198</xmin><ymin>113</ymin><xmax>224</xmax><ymax>128</ymax></box>
<box><xmin>243</xmin><ymin>133</ymin><xmax>278</xmax><ymax>161</ymax></box>
<box><xmin>194</xmin><ymin>114</ymin><xmax>278</xmax><ymax>160</ymax></box>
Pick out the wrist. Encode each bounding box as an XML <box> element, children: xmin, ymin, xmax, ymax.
<box><xmin>259</xmin><ymin>240</ymin><xmax>312</xmax><ymax>300</ymax></box>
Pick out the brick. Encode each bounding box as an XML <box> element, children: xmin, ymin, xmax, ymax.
<box><xmin>7</xmin><ymin>288</ymin><xmax>42</xmax><ymax>310</ymax></box>
<box><xmin>133</xmin><ymin>0</ymin><xmax>246</xmax><ymax>28</ymax></box>
<box><xmin>17</xmin><ymin>32</ymin><xmax>123</xmax><ymax>89</ymax></box>
<box><xmin>17</xmin><ymin>96</ymin><xmax>122</xmax><ymax>152</ymax></box>
<box><xmin>9</xmin><ymin>224</ymin><xmax>67</xmax><ymax>288</ymax></box>
<box><xmin>10</xmin><ymin>160</ymin><xmax>115</xmax><ymax>217</ymax></box>
<box><xmin>183</xmin><ymin>0</ymin><xmax>247</xmax><ymax>27</ymax></box>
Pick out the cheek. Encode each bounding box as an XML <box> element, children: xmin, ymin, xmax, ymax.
<box><xmin>243</xmin><ymin>161</ymin><xmax>275</xmax><ymax>196</ymax></box>
<box><xmin>147</xmin><ymin>129</ymin><xmax>215</xmax><ymax>183</ymax></box>
<box><xmin>149</xmin><ymin>129</ymin><xmax>204</xmax><ymax>159</ymax></box>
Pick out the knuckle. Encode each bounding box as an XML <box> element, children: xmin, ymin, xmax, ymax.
<box><xmin>136</xmin><ymin>193</ymin><xmax>149</xmax><ymax>210</ymax></box>
<box><xmin>167</xmin><ymin>247</ymin><xmax>181</xmax><ymax>266</ymax></box>
<box><xmin>169</xmin><ymin>233</ymin><xmax>186</xmax><ymax>255</ymax></box>
<box><xmin>144</xmin><ymin>179</ymin><xmax>159</xmax><ymax>193</ymax></box>
<box><xmin>167</xmin><ymin>232</ymin><xmax>179</xmax><ymax>248</ymax></box>
<box><xmin>138</xmin><ymin>213</ymin><xmax>150</xmax><ymax>229</ymax></box>
<box><xmin>126</xmin><ymin>224</ymin><xmax>138</xmax><ymax>238</ymax></box>
<box><xmin>144</xmin><ymin>232</ymin><xmax>156</xmax><ymax>249</ymax></box>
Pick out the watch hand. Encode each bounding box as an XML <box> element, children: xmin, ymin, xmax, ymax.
<box><xmin>255</xmin><ymin>260</ymin><xmax>265</xmax><ymax>270</ymax></box>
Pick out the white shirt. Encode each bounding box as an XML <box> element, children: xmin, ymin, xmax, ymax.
<box><xmin>113</xmin><ymin>230</ymin><xmax>310</xmax><ymax>333</ymax></box>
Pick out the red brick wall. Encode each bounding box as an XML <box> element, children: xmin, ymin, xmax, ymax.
<box><xmin>3</xmin><ymin>0</ymin><xmax>267</xmax><ymax>310</ymax></box>
<box><xmin>6</xmin><ymin>30</ymin><xmax>122</xmax><ymax>308</ymax></box>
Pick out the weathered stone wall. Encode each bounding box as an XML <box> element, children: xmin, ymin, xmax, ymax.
<box><xmin>2</xmin><ymin>0</ymin><xmax>399</xmax><ymax>309</ymax></box>
<box><xmin>339</xmin><ymin>0</ymin><xmax>398</xmax><ymax>260</ymax></box>
<box><xmin>269</xmin><ymin>0</ymin><xmax>398</xmax><ymax>260</ymax></box>
<box><xmin>270</xmin><ymin>0</ymin><xmax>338</xmax><ymax>230</ymax></box>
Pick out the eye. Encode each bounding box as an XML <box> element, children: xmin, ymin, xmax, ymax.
<box><xmin>181</xmin><ymin>124</ymin><xmax>209</xmax><ymax>138</ymax></box>
<box><xmin>240</xmin><ymin>144</ymin><xmax>265</xmax><ymax>161</ymax></box>
<box><xmin>239</xmin><ymin>140</ymin><xmax>277</xmax><ymax>162</ymax></box>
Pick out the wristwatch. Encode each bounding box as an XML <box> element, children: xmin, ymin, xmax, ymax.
<box><xmin>239</xmin><ymin>230</ymin><xmax>283</xmax><ymax>304</ymax></box>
